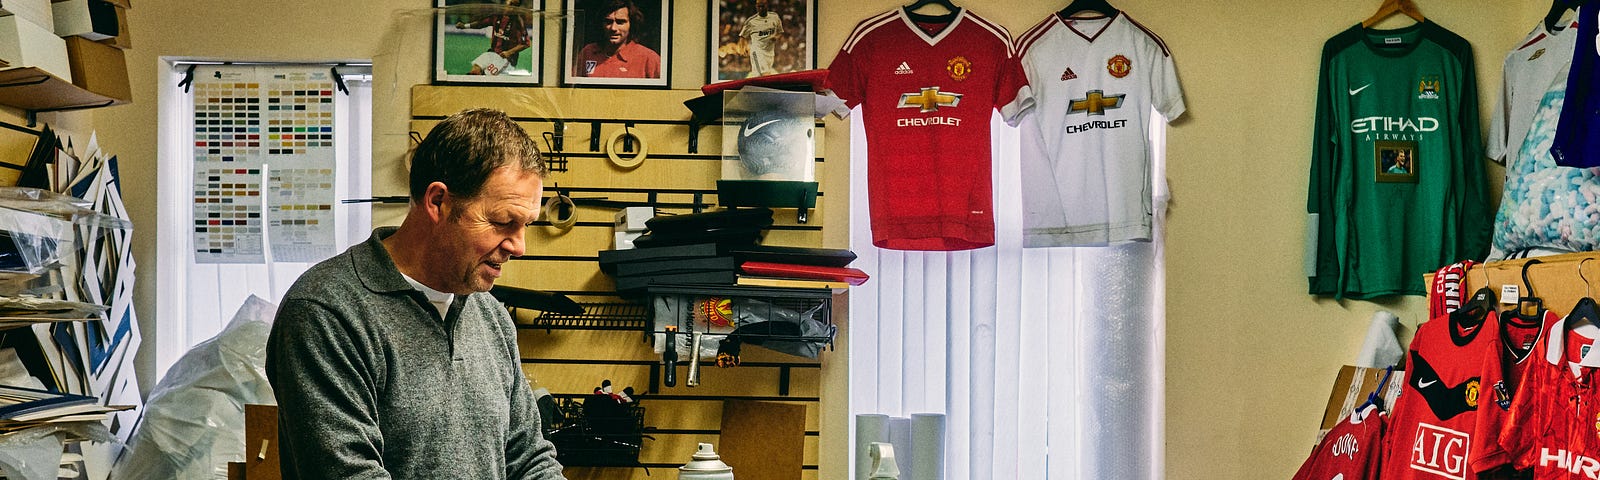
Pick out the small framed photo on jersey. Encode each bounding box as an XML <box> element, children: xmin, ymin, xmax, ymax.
<box><xmin>1375</xmin><ymin>140</ymin><xmax>1419</xmax><ymax>183</ymax></box>
<box><xmin>434</xmin><ymin>0</ymin><xmax>544</xmax><ymax>85</ymax></box>
<box><xmin>563</xmin><ymin>0</ymin><xmax>672</xmax><ymax>87</ymax></box>
<box><xmin>708</xmin><ymin>0</ymin><xmax>815</xmax><ymax>84</ymax></box>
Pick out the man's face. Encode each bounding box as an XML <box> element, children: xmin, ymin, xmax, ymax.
<box><xmin>432</xmin><ymin>166</ymin><xmax>544</xmax><ymax>294</ymax></box>
<box><xmin>602</xmin><ymin>7</ymin><xmax>631</xmax><ymax>46</ymax></box>
<box><xmin>756</xmin><ymin>0</ymin><xmax>768</xmax><ymax>13</ymax></box>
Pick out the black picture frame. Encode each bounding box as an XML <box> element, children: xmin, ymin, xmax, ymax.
<box><xmin>708</xmin><ymin>0</ymin><xmax>814</xmax><ymax>84</ymax></box>
<box><xmin>434</xmin><ymin>0</ymin><xmax>544</xmax><ymax>85</ymax></box>
<box><xmin>563</xmin><ymin>0</ymin><xmax>672</xmax><ymax>87</ymax></box>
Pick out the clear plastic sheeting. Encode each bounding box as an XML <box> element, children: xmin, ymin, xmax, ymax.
<box><xmin>111</xmin><ymin>296</ymin><xmax>277</xmax><ymax>480</ymax></box>
<box><xmin>0</xmin><ymin>187</ymin><xmax>129</xmax><ymax>275</ymax></box>
<box><xmin>0</xmin><ymin>422</ymin><xmax>114</xmax><ymax>480</ymax></box>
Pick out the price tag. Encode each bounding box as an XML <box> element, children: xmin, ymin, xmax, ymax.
<box><xmin>1500</xmin><ymin>284</ymin><xmax>1519</xmax><ymax>304</ymax></box>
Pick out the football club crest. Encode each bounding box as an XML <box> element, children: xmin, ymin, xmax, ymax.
<box><xmin>1418</xmin><ymin>75</ymin><xmax>1442</xmax><ymax>100</ymax></box>
<box><xmin>947</xmin><ymin>56</ymin><xmax>972</xmax><ymax>81</ymax></box>
<box><xmin>1107</xmin><ymin>54</ymin><xmax>1132</xmax><ymax>78</ymax></box>
<box><xmin>1594</xmin><ymin>411</ymin><xmax>1600</xmax><ymax>439</ymax></box>
<box><xmin>701</xmin><ymin>297</ymin><xmax>733</xmax><ymax>327</ymax></box>
<box><xmin>1061</xmin><ymin>67</ymin><xmax>1078</xmax><ymax>81</ymax></box>
<box><xmin>1463</xmin><ymin>379</ymin><xmax>1480</xmax><ymax>408</ymax></box>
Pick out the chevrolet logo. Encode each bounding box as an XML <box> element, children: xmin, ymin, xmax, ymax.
<box><xmin>1069</xmin><ymin>90</ymin><xmax>1125</xmax><ymax>116</ymax></box>
<box><xmin>898</xmin><ymin>87</ymin><xmax>962</xmax><ymax>113</ymax></box>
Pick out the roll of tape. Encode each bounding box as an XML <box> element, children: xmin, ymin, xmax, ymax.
<box><xmin>606</xmin><ymin>129</ymin><xmax>648</xmax><ymax>168</ymax></box>
<box><xmin>541</xmin><ymin>194</ymin><xmax>577</xmax><ymax>230</ymax></box>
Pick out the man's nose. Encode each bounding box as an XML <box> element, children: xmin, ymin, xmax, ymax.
<box><xmin>502</xmin><ymin>233</ymin><xmax>525</xmax><ymax>258</ymax></box>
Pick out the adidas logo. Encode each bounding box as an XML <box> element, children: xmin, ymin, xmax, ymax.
<box><xmin>894</xmin><ymin>62</ymin><xmax>914</xmax><ymax>75</ymax></box>
<box><xmin>1061</xmin><ymin>67</ymin><xmax>1077</xmax><ymax>80</ymax></box>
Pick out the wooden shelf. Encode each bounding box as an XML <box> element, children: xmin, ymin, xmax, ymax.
<box><xmin>0</xmin><ymin>67</ymin><xmax>125</xmax><ymax>113</ymax></box>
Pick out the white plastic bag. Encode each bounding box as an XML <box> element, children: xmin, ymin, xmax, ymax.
<box><xmin>110</xmin><ymin>296</ymin><xmax>276</xmax><ymax>480</ymax></box>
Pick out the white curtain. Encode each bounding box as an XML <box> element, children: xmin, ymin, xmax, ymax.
<box><xmin>847</xmin><ymin>111</ymin><xmax>1167</xmax><ymax>480</ymax></box>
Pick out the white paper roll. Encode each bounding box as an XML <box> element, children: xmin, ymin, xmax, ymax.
<box><xmin>910</xmin><ymin>413</ymin><xmax>946</xmax><ymax>480</ymax></box>
<box><xmin>855</xmin><ymin>414</ymin><xmax>891</xmax><ymax>480</ymax></box>
<box><xmin>888</xmin><ymin>416</ymin><xmax>912</xmax><ymax>477</ymax></box>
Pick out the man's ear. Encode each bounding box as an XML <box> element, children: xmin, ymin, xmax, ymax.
<box><xmin>422</xmin><ymin>181</ymin><xmax>450</xmax><ymax>222</ymax></box>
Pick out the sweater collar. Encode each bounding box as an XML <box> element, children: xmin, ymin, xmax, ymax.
<box><xmin>353</xmin><ymin>226</ymin><xmax>417</xmax><ymax>294</ymax></box>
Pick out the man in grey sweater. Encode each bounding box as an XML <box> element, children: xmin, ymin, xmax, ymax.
<box><xmin>267</xmin><ymin>108</ymin><xmax>565</xmax><ymax>479</ymax></box>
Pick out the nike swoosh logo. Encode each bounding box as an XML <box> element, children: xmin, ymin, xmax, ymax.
<box><xmin>744</xmin><ymin>119</ymin><xmax>782</xmax><ymax>137</ymax></box>
<box><xmin>1418</xmin><ymin>379</ymin><xmax>1437</xmax><ymax>388</ymax></box>
<box><xmin>1348</xmin><ymin>84</ymin><xmax>1372</xmax><ymax>95</ymax></box>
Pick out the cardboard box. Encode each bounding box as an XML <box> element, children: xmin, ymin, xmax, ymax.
<box><xmin>613</xmin><ymin>206</ymin><xmax>653</xmax><ymax>232</ymax></box>
<box><xmin>93</xmin><ymin>3</ymin><xmax>123</xmax><ymax>49</ymax></box>
<box><xmin>64</xmin><ymin>36</ymin><xmax>127</xmax><ymax>101</ymax></box>
<box><xmin>1318</xmin><ymin>365</ymin><xmax>1405</xmax><ymax>434</ymax></box>
<box><xmin>0</xmin><ymin>15</ymin><xmax>70</xmax><ymax>81</ymax></box>
<box><xmin>0</xmin><ymin>0</ymin><xmax>52</xmax><ymax>28</ymax></box>
<box><xmin>50</xmin><ymin>0</ymin><xmax>115</xmax><ymax>40</ymax></box>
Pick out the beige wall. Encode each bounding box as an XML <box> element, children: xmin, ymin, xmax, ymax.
<box><xmin>53</xmin><ymin>0</ymin><xmax>1555</xmax><ymax>477</ymax></box>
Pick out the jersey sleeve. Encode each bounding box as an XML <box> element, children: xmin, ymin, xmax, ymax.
<box><xmin>826</xmin><ymin>28</ymin><xmax>866</xmax><ymax>110</ymax></box>
<box><xmin>997</xmin><ymin>48</ymin><xmax>1035</xmax><ymax>126</ymax></box>
<box><xmin>1308</xmin><ymin>38</ymin><xmax>1342</xmax><ymax>295</ymax></box>
<box><xmin>1151</xmin><ymin>41</ymin><xmax>1185</xmax><ymax>121</ymax></box>
<box><xmin>1485</xmin><ymin>53</ymin><xmax>1513</xmax><ymax>164</ymax></box>
<box><xmin>1451</xmin><ymin>40</ymin><xmax>1493</xmax><ymax>262</ymax></box>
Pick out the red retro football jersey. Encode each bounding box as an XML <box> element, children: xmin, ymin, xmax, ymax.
<box><xmin>1293</xmin><ymin>405</ymin><xmax>1387</xmax><ymax>480</ymax></box>
<box><xmin>1498</xmin><ymin>309</ymin><xmax>1600</xmax><ymax>480</ymax></box>
<box><xmin>827</xmin><ymin>7</ymin><xmax>1033</xmax><ymax>251</ymax></box>
<box><xmin>1382</xmin><ymin>307</ymin><xmax>1503</xmax><ymax>480</ymax></box>
<box><xmin>1471</xmin><ymin>308</ymin><xmax>1553</xmax><ymax>475</ymax></box>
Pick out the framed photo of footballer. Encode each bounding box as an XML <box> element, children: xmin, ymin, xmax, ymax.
<box><xmin>434</xmin><ymin>0</ymin><xmax>544</xmax><ymax>85</ymax></box>
<box><xmin>708</xmin><ymin>0</ymin><xmax>815</xmax><ymax>84</ymax></box>
<box><xmin>563</xmin><ymin>0</ymin><xmax>672</xmax><ymax>87</ymax></box>
<box><xmin>1375</xmin><ymin>140</ymin><xmax>1419</xmax><ymax>183</ymax></box>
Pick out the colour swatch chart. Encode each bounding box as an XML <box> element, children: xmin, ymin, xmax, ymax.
<box><xmin>192</xmin><ymin>167</ymin><xmax>264</xmax><ymax>263</ymax></box>
<box><xmin>190</xmin><ymin>65</ymin><xmax>338</xmax><ymax>264</ymax></box>
<box><xmin>262</xmin><ymin>68</ymin><xmax>338</xmax><ymax>263</ymax></box>
<box><xmin>268</xmin><ymin>168</ymin><xmax>336</xmax><ymax>262</ymax></box>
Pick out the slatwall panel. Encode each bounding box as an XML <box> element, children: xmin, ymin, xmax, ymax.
<box><xmin>413</xmin><ymin>85</ymin><xmax>834</xmax><ymax>478</ymax></box>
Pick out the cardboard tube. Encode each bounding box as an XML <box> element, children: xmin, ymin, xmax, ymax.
<box><xmin>855</xmin><ymin>414</ymin><xmax>891</xmax><ymax>480</ymax></box>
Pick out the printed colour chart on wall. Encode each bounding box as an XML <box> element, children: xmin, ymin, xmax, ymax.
<box><xmin>191</xmin><ymin>66</ymin><xmax>339</xmax><ymax>263</ymax></box>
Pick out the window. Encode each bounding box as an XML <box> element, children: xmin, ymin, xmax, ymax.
<box><xmin>154</xmin><ymin>62</ymin><xmax>372</xmax><ymax>379</ymax></box>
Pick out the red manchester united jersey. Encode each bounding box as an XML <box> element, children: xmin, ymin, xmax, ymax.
<box><xmin>1472</xmin><ymin>307</ymin><xmax>1554</xmax><ymax>475</ymax></box>
<box><xmin>1294</xmin><ymin>405</ymin><xmax>1387</xmax><ymax>480</ymax></box>
<box><xmin>1382</xmin><ymin>308</ymin><xmax>1503</xmax><ymax>480</ymax></box>
<box><xmin>827</xmin><ymin>7</ymin><xmax>1033</xmax><ymax>251</ymax></box>
<box><xmin>1498</xmin><ymin>310</ymin><xmax>1600</xmax><ymax>480</ymax></box>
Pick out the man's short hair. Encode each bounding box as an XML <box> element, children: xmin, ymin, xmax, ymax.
<box><xmin>409</xmin><ymin>108</ymin><xmax>547</xmax><ymax>202</ymax></box>
<box><xmin>596</xmin><ymin>0</ymin><xmax>646</xmax><ymax>41</ymax></box>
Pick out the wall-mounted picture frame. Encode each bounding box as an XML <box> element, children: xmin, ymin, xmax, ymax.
<box><xmin>1374</xmin><ymin>140</ymin><xmax>1419</xmax><ymax>184</ymax></box>
<box><xmin>434</xmin><ymin>0</ymin><xmax>544</xmax><ymax>85</ymax></box>
<box><xmin>563</xmin><ymin>0</ymin><xmax>672</xmax><ymax>88</ymax></box>
<box><xmin>708</xmin><ymin>0</ymin><xmax>814</xmax><ymax>84</ymax></box>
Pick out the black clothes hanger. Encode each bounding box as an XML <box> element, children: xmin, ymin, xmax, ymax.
<box><xmin>1059</xmin><ymin>0</ymin><xmax>1117</xmax><ymax>19</ymax></box>
<box><xmin>1545</xmin><ymin>0</ymin><xmax>1590</xmax><ymax>32</ymax></box>
<box><xmin>1451</xmin><ymin>287</ymin><xmax>1496</xmax><ymax>346</ymax></box>
<box><xmin>903</xmin><ymin>0</ymin><xmax>959</xmax><ymax>23</ymax></box>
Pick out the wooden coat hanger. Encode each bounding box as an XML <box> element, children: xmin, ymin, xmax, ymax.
<box><xmin>1362</xmin><ymin>0</ymin><xmax>1424</xmax><ymax>28</ymax></box>
<box><xmin>1059</xmin><ymin>0</ymin><xmax>1117</xmax><ymax>19</ymax></box>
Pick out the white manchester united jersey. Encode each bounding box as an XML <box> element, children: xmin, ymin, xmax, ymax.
<box><xmin>1015</xmin><ymin>12</ymin><xmax>1184</xmax><ymax>247</ymax></box>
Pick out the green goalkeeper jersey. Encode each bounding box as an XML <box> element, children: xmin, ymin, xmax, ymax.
<box><xmin>1308</xmin><ymin>20</ymin><xmax>1491</xmax><ymax>299</ymax></box>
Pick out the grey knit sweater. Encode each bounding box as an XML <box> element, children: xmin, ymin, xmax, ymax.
<box><xmin>266</xmin><ymin>227</ymin><xmax>565</xmax><ymax>479</ymax></box>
